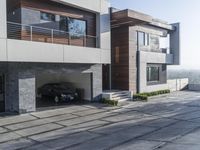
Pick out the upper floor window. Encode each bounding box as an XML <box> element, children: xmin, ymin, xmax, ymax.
<box><xmin>40</xmin><ymin>12</ymin><xmax>55</xmax><ymax>22</ymax></box>
<box><xmin>60</xmin><ymin>17</ymin><xmax>86</xmax><ymax>37</ymax></box>
<box><xmin>60</xmin><ymin>16</ymin><xmax>68</xmax><ymax>31</ymax></box>
<box><xmin>68</xmin><ymin>18</ymin><xmax>86</xmax><ymax>37</ymax></box>
<box><xmin>160</xmin><ymin>34</ymin><xmax>170</xmax><ymax>53</ymax></box>
<box><xmin>138</xmin><ymin>32</ymin><xmax>149</xmax><ymax>46</ymax></box>
<box><xmin>145</xmin><ymin>33</ymin><xmax>149</xmax><ymax>45</ymax></box>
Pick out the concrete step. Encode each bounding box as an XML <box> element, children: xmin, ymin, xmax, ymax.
<box><xmin>102</xmin><ymin>90</ymin><xmax>132</xmax><ymax>102</ymax></box>
<box><xmin>112</xmin><ymin>91</ymin><xmax>130</xmax><ymax>95</ymax></box>
<box><xmin>112</xmin><ymin>93</ymin><xmax>130</xmax><ymax>98</ymax></box>
<box><xmin>112</xmin><ymin>96</ymin><xmax>132</xmax><ymax>101</ymax></box>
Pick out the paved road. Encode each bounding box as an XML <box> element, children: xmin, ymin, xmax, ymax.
<box><xmin>1</xmin><ymin>91</ymin><xmax>200</xmax><ymax>149</ymax></box>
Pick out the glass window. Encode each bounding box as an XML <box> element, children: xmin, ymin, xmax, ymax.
<box><xmin>68</xmin><ymin>18</ymin><xmax>86</xmax><ymax>37</ymax></box>
<box><xmin>162</xmin><ymin>64</ymin><xmax>166</xmax><ymax>71</ymax></box>
<box><xmin>59</xmin><ymin>16</ymin><xmax>68</xmax><ymax>31</ymax></box>
<box><xmin>138</xmin><ymin>32</ymin><xmax>145</xmax><ymax>46</ymax></box>
<box><xmin>138</xmin><ymin>32</ymin><xmax>149</xmax><ymax>46</ymax></box>
<box><xmin>40</xmin><ymin>12</ymin><xmax>55</xmax><ymax>22</ymax></box>
<box><xmin>147</xmin><ymin>66</ymin><xmax>160</xmax><ymax>82</ymax></box>
<box><xmin>159</xmin><ymin>34</ymin><xmax>170</xmax><ymax>53</ymax></box>
<box><xmin>145</xmin><ymin>33</ymin><xmax>149</xmax><ymax>45</ymax></box>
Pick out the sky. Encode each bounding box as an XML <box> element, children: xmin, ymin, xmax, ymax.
<box><xmin>111</xmin><ymin>0</ymin><xmax>200</xmax><ymax>69</ymax></box>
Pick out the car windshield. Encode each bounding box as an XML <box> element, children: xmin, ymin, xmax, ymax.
<box><xmin>43</xmin><ymin>83</ymin><xmax>73</xmax><ymax>90</ymax></box>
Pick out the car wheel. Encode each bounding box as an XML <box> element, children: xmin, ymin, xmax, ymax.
<box><xmin>54</xmin><ymin>96</ymin><xmax>59</xmax><ymax>103</ymax></box>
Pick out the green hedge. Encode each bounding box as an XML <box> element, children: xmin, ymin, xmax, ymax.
<box><xmin>133</xmin><ymin>89</ymin><xmax>170</xmax><ymax>101</ymax></box>
<box><xmin>101</xmin><ymin>98</ymin><xmax>118</xmax><ymax>106</ymax></box>
<box><xmin>133</xmin><ymin>94</ymin><xmax>148</xmax><ymax>101</ymax></box>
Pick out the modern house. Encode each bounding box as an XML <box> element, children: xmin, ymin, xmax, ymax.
<box><xmin>0</xmin><ymin>0</ymin><xmax>111</xmax><ymax>113</ymax></box>
<box><xmin>103</xmin><ymin>8</ymin><xmax>180</xmax><ymax>95</ymax></box>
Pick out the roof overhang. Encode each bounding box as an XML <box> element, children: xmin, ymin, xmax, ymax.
<box><xmin>111</xmin><ymin>9</ymin><xmax>175</xmax><ymax>31</ymax></box>
<box><xmin>150</xmin><ymin>19</ymin><xmax>175</xmax><ymax>31</ymax></box>
<box><xmin>111</xmin><ymin>9</ymin><xmax>152</xmax><ymax>28</ymax></box>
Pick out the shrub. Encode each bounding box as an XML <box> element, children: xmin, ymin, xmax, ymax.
<box><xmin>101</xmin><ymin>98</ymin><xmax>118</xmax><ymax>106</ymax></box>
<box><xmin>133</xmin><ymin>94</ymin><xmax>148</xmax><ymax>101</ymax></box>
<box><xmin>133</xmin><ymin>89</ymin><xmax>170</xmax><ymax>101</ymax></box>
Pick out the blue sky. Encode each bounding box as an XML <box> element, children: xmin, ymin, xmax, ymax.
<box><xmin>111</xmin><ymin>0</ymin><xmax>200</xmax><ymax>69</ymax></box>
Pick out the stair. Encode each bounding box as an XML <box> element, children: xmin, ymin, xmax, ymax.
<box><xmin>102</xmin><ymin>91</ymin><xmax>132</xmax><ymax>102</ymax></box>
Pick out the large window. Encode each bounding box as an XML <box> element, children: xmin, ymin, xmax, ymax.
<box><xmin>138</xmin><ymin>32</ymin><xmax>149</xmax><ymax>46</ymax></box>
<box><xmin>147</xmin><ymin>65</ymin><xmax>160</xmax><ymax>82</ymax></box>
<box><xmin>159</xmin><ymin>34</ymin><xmax>170</xmax><ymax>53</ymax></box>
<box><xmin>68</xmin><ymin>18</ymin><xmax>86</xmax><ymax>37</ymax></box>
<box><xmin>59</xmin><ymin>16</ymin><xmax>69</xmax><ymax>33</ymax></box>
<box><xmin>59</xmin><ymin>17</ymin><xmax>86</xmax><ymax>37</ymax></box>
<box><xmin>40</xmin><ymin>12</ymin><xmax>55</xmax><ymax>22</ymax></box>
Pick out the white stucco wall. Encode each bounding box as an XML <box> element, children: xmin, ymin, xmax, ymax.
<box><xmin>139</xmin><ymin>78</ymin><xmax>188</xmax><ymax>93</ymax></box>
<box><xmin>56</xmin><ymin>0</ymin><xmax>101</xmax><ymax>13</ymax></box>
<box><xmin>168</xmin><ymin>78</ymin><xmax>188</xmax><ymax>92</ymax></box>
<box><xmin>99</xmin><ymin>0</ymin><xmax>111</xmax><ymax>51</ymax></box>
<box><xmin>0</xmin><ymin>39</ymin><xmax>7</xmax><ymax>61</ymax></box>
<box><xmin>139</xmin><ymin>51</ymin><xmax>174</xmax><ymax>64</ymax></box>
<box><xmin>0</xmin><ymin>0</ymin><xmax>7</xmax><ymax>38</ymax></box>
<box><xmin>6</xmin><ymin>39</ymin><xmax>110</xmax><ymax>64</ymax></box>
<box><xmin>63</xmin><ymin>45</ymin><xmax>101</xmax><ymax>64</ymax></box>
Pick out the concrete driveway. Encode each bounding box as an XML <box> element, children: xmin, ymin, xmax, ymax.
<box><xmin>1</xmin><ymin>91</ymin><xmax>200</xmax><ymax>150</ymax></box>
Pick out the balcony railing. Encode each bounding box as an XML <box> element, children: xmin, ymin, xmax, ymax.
<box><xmin>7</xmin><ymin>22</ymin><xmax>97</xmax><ymax>48</ymax></box>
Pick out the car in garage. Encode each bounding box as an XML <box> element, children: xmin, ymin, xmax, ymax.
<box><xmin>38</xmin><ymin>82</ymin><xmax>79</xmax><ymax>103</ymax></box>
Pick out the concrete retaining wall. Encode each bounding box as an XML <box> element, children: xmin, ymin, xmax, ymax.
<box><xmin>167</xmin><ymin>78</ymin><xmax>188</xmax><ymax>92</ymax></box>
<box><xmin>140</xmin><ymin>78</ymin><xmax>189</xmax><ymax>93</ymax></box>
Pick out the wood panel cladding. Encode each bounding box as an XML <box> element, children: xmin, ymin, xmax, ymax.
<box><xmin>111</xmin><ymin>26</ymin><xmax>129</xmax><ymax>90</ymax></box>
<box><xmin>110</xmin><ymin>26</ymin><xmax>138</xmax><ymax>92</ymax></box>
<box><xmin>20</xmin><ymin>0</ymin><xmax>96</xmax><ymax>36</ymax></box>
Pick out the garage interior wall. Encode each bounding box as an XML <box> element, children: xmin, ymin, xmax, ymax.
<box><xmin>36</xmin><ymin>73</ymin><xmax>91</xmax><ymax>100</ymax></box>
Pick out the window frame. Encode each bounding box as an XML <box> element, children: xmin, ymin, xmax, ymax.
<box><xmin>138</xmin><ymin>31</ymin><xmax>150</xmax><ymax>47</ymax></box>
<box><xmin>59</xmin><ymin>16</ymin><xmax>87</xmax><ymax>36</ymax></box>
<box><xmin>145</xmin><ymin>33</ymin><xmax>150</xmax><ymax>46</ymax></box>
<box><xmin>68</xmin><ymin>17</ymin><xmax>87</xmax><ymax>37</ymax></box>
<box><xmin>59</xmin><ymin>16</ymin><xmax>68</xmax><ymax>32</ymax></box>
<box><xmin>147</xmin><ymin>65</ymin><xmax>160</xmax><ymax>83</ymax></box>
<box><xmin>138</xmin><ymin>32</ymin><xmax>145</xmax><ymax>46</ymax></box>
<box><xmin>40</xmin><ymin>12</ymin><xmax>56</xmax><ymax>22</ymax></box>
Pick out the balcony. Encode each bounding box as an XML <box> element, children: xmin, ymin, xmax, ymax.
<box><xmin>7</xmin><ymin>22</ymin><xmax>97</xmax><ymax>48</ymax></box>
<box><xmin>0</xmin><ymin>22</ymin><xmax>110</xmax><ymax>64</ymax></box>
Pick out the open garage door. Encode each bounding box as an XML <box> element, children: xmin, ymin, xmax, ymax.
<box><xmin>36</xmin><ymin>72</ymin><xmax>92</xmax><ymax>109</ymax></box>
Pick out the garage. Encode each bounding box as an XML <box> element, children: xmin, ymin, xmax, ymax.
<box><xmin>36</xmin><ymin>72</ymin><xmax>92</xmax><ymax>109</ymax></box>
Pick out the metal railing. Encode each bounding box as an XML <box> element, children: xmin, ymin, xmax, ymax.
<box><xmin>7</xmin><ymin>22</ymin><xmax>97</xmax><ymax>48</ymax></box>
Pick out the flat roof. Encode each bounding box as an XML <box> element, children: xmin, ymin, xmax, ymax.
<box><xmin>111</xmin><ymin>8</ymin><xmax>174</xmax><ymax>30</ymax></box>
